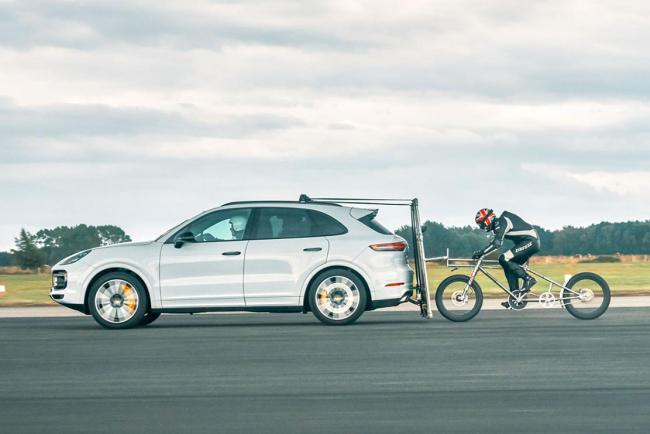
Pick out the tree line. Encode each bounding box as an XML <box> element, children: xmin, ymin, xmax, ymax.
<box><xmin>1</xmin><ymin>225</ymin><xmax>131</xmax><ymax>269</ymax></box>
<box><xmin>396</xmin><ymin>219</ymin><xmax>650</xmax><ymax>258</ymax></box>
<box><xmin>1</xmin><ymin>219</ymin><xmax>649</xmax><ymax>270</ymax></box>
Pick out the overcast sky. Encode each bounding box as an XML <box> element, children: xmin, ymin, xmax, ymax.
<box><xmin>1</xmin><ymin>0</ymin><xmax>649</xmax><ymax>250</ymax></box>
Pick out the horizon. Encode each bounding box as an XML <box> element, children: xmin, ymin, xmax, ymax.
<box><xmin>2</xmin><ymin>212</ymin><xmax>649</xmax><ymax>252</ymax></box>
<box><xmin>2</xmin><ymin>1</ymin><xmax>649</xmax><ymax>250</ymax></box>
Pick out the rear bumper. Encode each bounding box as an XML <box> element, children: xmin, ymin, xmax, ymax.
<box><xmin>353</xmin><ymin>245</ymin><xmax>414</xmax><ymax>303</ymax></box>
<box><xmin>370</xmin><ymin>267</ymin><xmax>414</xmax><ymax>302</ymax></box>
<box><xmin>369</xmin><ymin>289</ymin><xmax>411</xmax><ymax>310</ymax></box>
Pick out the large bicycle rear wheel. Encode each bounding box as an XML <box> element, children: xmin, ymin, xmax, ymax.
<box><xmin>435</xmin><ymin>275</ymin><xmax>483</xmax><ymax>322</ymax></box>
<box><xmin>562</xmin><ymin>272</ymin><xmax>610</xmax><ymax>320</ymax></box>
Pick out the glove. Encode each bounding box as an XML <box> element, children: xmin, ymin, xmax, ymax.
<box><xmin>472</xmin><ymin>250</ymin><xmax>483</xmax><ymax>260</ymax></box>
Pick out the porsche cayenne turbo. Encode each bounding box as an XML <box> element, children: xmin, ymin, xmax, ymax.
<box><xmin>50</xmin><ymin>199</ymin><xmax>413</xmax><ymax>328</ymax></box>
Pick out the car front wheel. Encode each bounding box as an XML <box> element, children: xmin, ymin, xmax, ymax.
<box><xmin>88</xmin><ymin>272</ymin><xmax>148</xmax><ymax>329</ymax></box>
<box><xmin>308</xmin><ymin>269</ymin><xmax>367</xmax><ymax>325</ymax></box>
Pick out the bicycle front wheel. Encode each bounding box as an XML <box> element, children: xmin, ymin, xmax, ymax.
<box><xmin>435</xmin><ymin>275</ymin><xmax>483</xmax><ymax>322</ymax></box>
<box><xmin>562</xmin><ymin>272</ymin><xmax>611</xmax><ymax>320</ymax></box>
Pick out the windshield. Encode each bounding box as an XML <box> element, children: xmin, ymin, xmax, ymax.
<box><xmin>155</xmin><ymin>217</ymin><xmax>192</xmax><ymax>242</ymax></box>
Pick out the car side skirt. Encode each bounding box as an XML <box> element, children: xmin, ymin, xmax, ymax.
<box><xmin>152</xmin><ymin>306</ymin><xmax>304</xmax><ymax>314</ymax></box>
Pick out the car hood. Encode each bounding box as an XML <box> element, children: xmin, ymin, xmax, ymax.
<box><xmin>91</xmin><ymin>241</ymin><xmax>157</xmax><ymax>251</ymax></box>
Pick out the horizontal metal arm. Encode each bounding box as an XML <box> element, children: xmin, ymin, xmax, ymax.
<box><xmin>425</xmin><ymin>255</ymin><xmax>449</xmax><ymax>262</ymax></box>
<box><xmin>311</xmin><ymin>197</ymin><xmax>413</xmax><ymax>202</ymax></box>
<box><xmin>425</xmin><ymin>248</ymin><xmax>450</xmax><ymax>263</ymax></box>
<box><xmin>446</xmin><ymin>258</ymin><xmax>502</xmax><ymax>269</ymax></box>
<box><xmin>310</xmin><ymin>197</ymin><xmax>414</xmax><ymax>206</ymax></box>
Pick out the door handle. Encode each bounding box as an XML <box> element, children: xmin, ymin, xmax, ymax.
<box><xmin>222</xmin><ymin>251</ymin><xmax>241</xmax><ymax>256</ymax></box>
<box><xmin>303</xmin><ymin>247</ymin><xmax>322</xmax><ymax>252</ymax></box>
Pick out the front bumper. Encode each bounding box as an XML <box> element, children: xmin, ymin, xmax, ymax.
<box><xmin>49</xmin><ymin>262</ymin><xmax>93</xmax><ymax>309</ymax></box>
<box><xmin>49</xmin><ymin>298</ymin><xmax>88</xmax><ymax>314</ymax></box>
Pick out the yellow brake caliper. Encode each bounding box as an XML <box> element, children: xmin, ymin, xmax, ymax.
<box><xmin>121</xmin><ymin>284</ymin><xmax>137</xmax><ymax>312</ymax></box>
<box><xmin>318</xmin><ymin>289</ymin><xmax>328</xmax><ymax>306</ymax></box>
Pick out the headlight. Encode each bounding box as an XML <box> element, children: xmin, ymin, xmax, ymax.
<box><xmin>61</xmin><ymin>250</ymin><xmax>92</xmax><ymax>265</ymax></box>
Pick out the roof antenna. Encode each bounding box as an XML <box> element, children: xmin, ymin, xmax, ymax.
<box><xmin>299</xmin><ymin>194</ymin><xmax>312</xmax><ymax>203</ymax></box>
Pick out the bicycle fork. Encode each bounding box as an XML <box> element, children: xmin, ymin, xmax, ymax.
<box><xmin>462</xmin><ymin>259</ymin><xmax>483</xmax><ymax>298</ymax></box>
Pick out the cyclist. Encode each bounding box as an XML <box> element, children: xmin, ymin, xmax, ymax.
<box><xmin>472</xmin><ymin>209</ymin><xmax>540</xmax><ymax>309</ymax></box>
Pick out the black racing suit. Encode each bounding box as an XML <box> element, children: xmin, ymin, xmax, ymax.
<box><xmin>477</xmin><ymin>211</ymin><xmax>540</xmax><ymax>292</ymax></box>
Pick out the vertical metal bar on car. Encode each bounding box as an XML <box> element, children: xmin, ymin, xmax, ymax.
<box><xmin>308</xmin><ymin>194</ymin><xmax>434</xmax><ymax>319</ymax></box>
<box><xmin>411</xmin><ymin>199</ymin><xmax>432</xmax><ymax>318</ymax></box>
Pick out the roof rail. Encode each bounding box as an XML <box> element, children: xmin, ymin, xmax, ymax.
<box><xmin>222</xmin><ymin>198</ymin><xmax>341</xmax><ymax>207</ymax></box>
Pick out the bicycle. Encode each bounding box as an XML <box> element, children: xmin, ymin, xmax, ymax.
<box><xmin>434</xmin><ymin>254</ymin><xmax>611</xmax><ymax>322</ymax></box>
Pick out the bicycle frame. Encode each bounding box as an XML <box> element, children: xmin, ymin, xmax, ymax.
<box><xmin>452</xmin><ymin>256</ymin><xmax>583</xmax><ymax>304</ymax></box>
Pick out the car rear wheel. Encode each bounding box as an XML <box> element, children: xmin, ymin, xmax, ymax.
<box><xmin>88</xmin><ymin>272</ymin><xmax>148</xmax><ymax>329</ymax></box>
<box><xmin>308</xmin><ymin>269</ymin><xmax>367</xmax><ymax>325</ymax></box>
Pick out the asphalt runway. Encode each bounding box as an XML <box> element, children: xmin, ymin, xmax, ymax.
<box><xmin>1</xmin><ymin>308</ymin><xmax>649</xmax><ymax>434</ymax></box>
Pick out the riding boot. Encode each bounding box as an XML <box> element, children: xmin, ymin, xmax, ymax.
<box><xmin>521</xmin><ymin>275</ymin><xmax>537</xmax><ymax>293</ymax></box>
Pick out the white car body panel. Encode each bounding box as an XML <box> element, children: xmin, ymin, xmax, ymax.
<box><xmin>243</xmin><ymin>237</ymin><xmax>328</xmax><ymax>306</ymax></box>
<box><xmin>159</xmin><ymin>240</ymin><xmax>248</xmax><ymax>308</ymax></box>
<box><xmin>50</xmin><ymin>201</ymin><xmax>414</xmax><ymax>317</ymax></box>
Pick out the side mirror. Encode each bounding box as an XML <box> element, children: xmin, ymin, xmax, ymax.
<box><xmin>174</xmin><ymin>231</ymin><xmax>196</xmax><ymax>249</ymax></box>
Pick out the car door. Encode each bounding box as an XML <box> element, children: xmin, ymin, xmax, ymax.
<box><xmin>159</xmin><ymin>208</ymin><xmax>253</xmax><ymax>308</ymax></box>
<box><xmin>243</xmin><ymin>207</ymin><xmax>330</xmax><ymax>306</ymax></box>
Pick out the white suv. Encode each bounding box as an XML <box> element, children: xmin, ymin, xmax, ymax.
<box><xmin>50</xmin><ymin>199</ymin><xmax>413</xmax><ymax>328</ymax></box>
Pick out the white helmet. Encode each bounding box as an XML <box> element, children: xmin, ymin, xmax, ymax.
<box><xmin>229</xmin><ymin>215</ymin><xmax>248</xmax><ymax>233</ymax></box>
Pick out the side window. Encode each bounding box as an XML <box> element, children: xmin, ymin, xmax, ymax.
<box><xmin>308</xmin><ymin>210</ymin><xmax>348</xmax><ymax>236</ymax></box>
<box><xmin>253</xmin><ymin>208</ymin><xmax>312</xmax><ymax>239</ymax></box>
<box><xmin>184</xmin><ymin>209</ymin><xmax>252</xmax><ymax>242</ymax></box>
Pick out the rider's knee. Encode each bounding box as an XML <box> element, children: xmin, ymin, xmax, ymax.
<box><xmin>499</xmin><ymin>250</ymin><xmax>515</xmax><ymax>267</ymax></box>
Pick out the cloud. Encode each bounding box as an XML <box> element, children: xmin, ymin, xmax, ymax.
<box><xmin>0</xmin><ymin>98</ymin><xmax>303</xmax><ymax>138</ymax></box>
<box><xmin>0</xmin><ymin>1</ymin><xmax>368</xmax><ymax>51</ymax></box>
<box><xmin>569</xmin><ymin>171</ymin><xmax>650</xmax><ymax>197</ymax></box>
<box><xmin>0</xmin><ymin>0</ymin><xmax>649</xmax><ymax>249</ymax></box>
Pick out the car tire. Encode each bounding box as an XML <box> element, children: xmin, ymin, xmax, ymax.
<box><xmin>139</xmin><ymin>312</ymin><xmax>161</xmax><ymax>326</ymax></box>
<box><xmin>308</xmin><ymin>269</ymin><xmax>367</xmax><ymax>326</ymax></box>
<box><xmin>88</xmin><ymin>272</ymin><xmax>148</xmax><ymax>329</ymax></box>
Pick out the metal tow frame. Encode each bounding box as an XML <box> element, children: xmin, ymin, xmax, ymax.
<box><xmin>301</xmin><ymin>195</ymin><xmax>433</xmax><ymax>319</ymax></box>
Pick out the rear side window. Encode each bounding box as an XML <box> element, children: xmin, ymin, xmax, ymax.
<box><xmin>308</xmin><ymin>210</ymin><xmax>348</xmax><ymax>237</ymax></box>
<box><xmin>251</xmin><ymin>208</ymin><xmax>348</xmax><ymax>239</ymax></box>
<box><xmin>252</xmin><ymin>208</ymin><xmax>312</xmax><ymax>239</ymax></box>
<box><xmin>358</xmin><ymin>213</ymin><xmax>393</xmax><ymax>235</ymax></box>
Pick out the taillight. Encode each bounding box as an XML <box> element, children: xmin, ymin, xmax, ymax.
<box><xmin>369</xmin><ymin>241</ymin><xmax>407</xmax><ymax>252</ymax></box>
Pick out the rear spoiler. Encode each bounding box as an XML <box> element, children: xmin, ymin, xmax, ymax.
<box><xmin>349</xmin><ymin>208</ymin><xmax>378</xmax><ymax>220</ymax></box>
